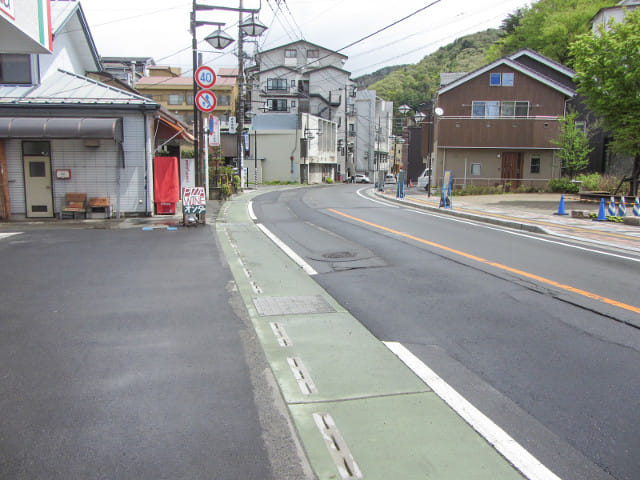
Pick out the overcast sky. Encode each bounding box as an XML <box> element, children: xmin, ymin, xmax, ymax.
<box><xmin>78</xmin><ymin>0</ymin><xmax>532</xmax><ymax>78</ymax></box>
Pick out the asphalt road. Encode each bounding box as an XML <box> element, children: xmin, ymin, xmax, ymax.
<box><xmin>0</xmin><ymin>225</ymin><xmax>308</xmax><ymax>479</ymax></box>
<box><xmin>252</xmin><ymin>184</ymin><xmax>640</xmax><ymax>480</ymax></box>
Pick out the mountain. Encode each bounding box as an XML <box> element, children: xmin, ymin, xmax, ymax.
<box><xmin>354</xmin><ymin>65</ymin><xmax>406</xmax><ymax>89</ymax></box>
<box><xmin>368</xmin><ymin>29</ymin><xmax>502</xmax><ymax>109</ymax></box>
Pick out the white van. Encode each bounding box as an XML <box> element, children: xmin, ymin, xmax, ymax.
<box><xmin>416</xmin><ymin>168</ymin><xmax>432</xmax><ymax>190</ymax></box>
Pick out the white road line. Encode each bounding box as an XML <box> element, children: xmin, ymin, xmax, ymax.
<box><xmin>256</xmin><ymin>223</ymin><xmax>318</xmax><ymax>276</ymax></box>
<box><xmin>356</xmin><ymin>187</ymin><xmax>399</xmax><ymax>207</ymax></box>
<box><xmin>384</xmin><ymin>341</ymin><xmax>562</xmax><ymax>480</ymax></box>
<box><xmin>0</xmin><ymin>232</ymin><xmax>22</xmax><ymax>240</ymax></box>
<box><xmin>409</xmin><ymin>208</ymin><xmax>640</xmax><ymax>263</ymax></box>
<box><xmin>360</xmin><ymin>193</ymin><xmax>640</xmax><ymax>263</ymax></box>
<box><xmin>248</xmin><ymin>201</ymin><xmax>257</xmax><ymax>221</ymax></box>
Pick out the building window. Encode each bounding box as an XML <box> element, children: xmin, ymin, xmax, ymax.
<box><xmin>267</xmin><ymin>78</ymin><xmax>288</xmax><ymax>90</ymax></box>
<box><xmin>168</xmin><ymin>94</ymin><xmax>184</xmax><ymax>105</ymax></box>
<box><xmin>291</xmin><ymin>100</ymin><xmax>296</xmax><ymax>108</ymax></box>
<box><xmin>267</xmin><ymin>99</ymin><xmax>288</xmax><ymax>111</ymax></box>
<box><xmin>473</xmin><ymin>100</ymin><xmax>529</xmax><ymax>118</ymax></box>
<box><xmin>307</xmin><ymin>49</ymin><xmax>319</xmax><ymax>58</ymax></box>
<box><xmin>291</xmin><ymin>79</ymin><xmax>296</xmax><ymax>88</ymax></box>
<box><xmin>186</xmin><ymin>94</ymin><xmax>194</xmax><ymax>105</ymax></box>
<box><xmin>285</xmin><ymin>49</ymin><xmax>297</xmax><ymax>58</ymax></box>
<box><xmin>490</xmin><ymin>72</ymin><xmax>514</xmax><ymax>86</ymax></box>
<box><xmin>218</xmin><ymin>94</ymin><xmax>231</xmax><ymax>106</ymax></box>
<box><xmin>470</xmin><ymin>163</ymin><xmax>482</xmax><ymax>176</ymax></box>
<box><xmin>472</xmin><ymin>101</ymin><xmax>499</xmax><ymax>118</ymax></box>
<box><xmin>530</xmin><ymin>156</ymin><xmax>541</xmax><ymax>174</ymax></box>
<box><xmin>0</xmin><ymin>54</ymin><xmax>32</xmax><ymax>84</ymax></box>
<box><xmin>501</xmin><ymin>101</ymin><xmax>529</xmax><ymax>117</ymax></box>
<box><xmin>502</xmin><ymin>73</ymin><xmax>514</xmax><ymax>86</ymax></box>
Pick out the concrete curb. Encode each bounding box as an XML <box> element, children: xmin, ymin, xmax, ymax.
<box><xmin>373</xmin><ymin>190</ymin><xmax>549</xmax><ymax>234</ymax></box>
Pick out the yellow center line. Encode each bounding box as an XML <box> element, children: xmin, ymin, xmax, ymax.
<box><xmin>329</xmin><ymin>208</ymin><xmax>640</xmax><ymax>315</ymax></box>
<box><xmin>404</xmin><ymin>195</ymin><xmax>638</xmax><ymax>241</ymax></box>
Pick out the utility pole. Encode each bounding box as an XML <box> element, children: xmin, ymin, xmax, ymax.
<box><xmin>191</xmin><ymin>0</ymin><xmax>201</xmax><ymax>186</ymax></box>
<box><xmin>237</xmin><ymin>0</ymin><xmax>245</xmax><ymax>186</ymax></box>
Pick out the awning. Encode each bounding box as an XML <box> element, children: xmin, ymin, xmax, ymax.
<box><xmin>0</xmin><ymin>117</ymin><xmax>123</xmax><ymax>142</ymax></box>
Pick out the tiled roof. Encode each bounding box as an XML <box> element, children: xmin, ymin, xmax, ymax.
<box><xmin>0</xmin><ymin>69</ymin><xmax>158</xmax><ymax>107</ymax></box>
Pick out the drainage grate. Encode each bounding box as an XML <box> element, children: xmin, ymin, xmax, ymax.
<box><xmin>287</xmin><ymin>357</ymin><xmax>318</xmax><ymax>395</ymax></box>
<box><xmin>253</xmin><ymin>295</ymin><xmax>335</xmax><ymax>316</ymax></box>
<box><xmin>313</xmin><ymin>413</ymin><xmax>363</xmax><ymax>479</ymax></box>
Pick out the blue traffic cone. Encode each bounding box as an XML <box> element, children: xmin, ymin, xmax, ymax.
<box><xmin>618</xmin><ymin>196</ymin><xmax>627</xmax><ymax>216</ymax></box>
<box><xmin>554</xmin><ymin>194</ymin><xmax>568</xmax><ymax>215</ymax></box>
<box><xmin>607</xmin><ymin>196</ymin><xmax>617</xmax><ymax>216</ymax></box>
<box><xmin>594</xmin><ymin>198</ymin><xmax>607</xmax><ymax>221</ymax></box>
<box><xmin>633</xmin><ymin>197</ymin><xmax>640</xmax><ymax>216</ymax></box>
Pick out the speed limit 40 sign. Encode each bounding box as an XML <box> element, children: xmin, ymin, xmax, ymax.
<box><xmin>194</xmin><ymin>66</ymin><xmax>216</xmax><ymax>89</ymax></box>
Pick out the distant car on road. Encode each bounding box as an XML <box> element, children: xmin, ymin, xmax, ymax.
<box><xmin>417</xmin><ymin>168</ymin><xmax>432</xmax><ymax>190</ymax></box>
<box><xmin>354</xmin><ymin>174</ymin><xmax>371</xmax><ymax>183</ymax></box>
<box><xmin>385</xmin><ymin>174</ymin><xmax>397</xmax><ymax>184</ymax></box>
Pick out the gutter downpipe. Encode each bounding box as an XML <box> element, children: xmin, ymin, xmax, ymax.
<box><xmin>144</xmin><ymin>112</ymin><xmax>151</xmax><ymax>216</ymax></box>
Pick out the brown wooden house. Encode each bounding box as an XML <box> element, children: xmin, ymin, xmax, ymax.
<box><xmin>433</xmin><ymin>49</ymin><xmax>576</xmax><ymax>190</ymax></box>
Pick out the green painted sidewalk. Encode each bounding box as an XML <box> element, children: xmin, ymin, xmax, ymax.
<box><xmin>216</xmin><ymin>191</ymin><xmax>525</xmax><ymax>479</ymax></box>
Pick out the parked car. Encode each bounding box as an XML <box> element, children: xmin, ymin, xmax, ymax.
<box><xmin>354</xmin><ymin>174</ymin><xmax>371</xmax><ymax>183</ymax></box>
<box><xmin>416</xmin><ymin>168</ymin><xmax>432</xmax><ymax>190</ymax></box>
<box><xmin>385</xmin><ymin>174</ymin><xmax>397</xmax><ymax>184</ymax></box>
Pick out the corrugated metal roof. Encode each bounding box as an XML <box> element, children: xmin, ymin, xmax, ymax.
<box><xmin>50</xmin><ymin>1</ymin><xmax>80</xmax><ymax>35</ymax></box>
<box><xmin>0</xmin><ymin>69</ymin><xmax>158</xmax><ymax>107</ymax></box>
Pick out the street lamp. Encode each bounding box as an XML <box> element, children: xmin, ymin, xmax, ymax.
<box><xmin>191</xmin><ymin>0</ymin><xmax>267</xmax><ymax>189</ymax></box>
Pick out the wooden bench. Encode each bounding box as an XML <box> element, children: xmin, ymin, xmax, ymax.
<box><xmin>59</xmin><ymin>192</ymin><xmax>87</xmax><ymax>219</ymax></box>
<box><xmin>88</xmin><ymin>197</ymin><xmax>111</xmax><ymax>219</ymax></box>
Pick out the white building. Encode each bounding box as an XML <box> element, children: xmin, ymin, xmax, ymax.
<box><xmin>247</xmin><ymin>40</ymin><xmax>355</xmax><ymax>180</ymax></box>
<box><xmin>0</xmin><ymin>1</ymin><xmax>188</xmax><ymax>219</ymax></box>
<box><xmin>354</xmin><ymin>90</ymin><xmax>393</xmax><ymax>182</ymax></box>
<box><xmin>248</xmin><ymin>112</ymin><xmax>337</xmax><ymax>185</ymax></box>
<box><xmin>592</xmin><ymin>0</ymin><xmax>640</xmax><ymax>32</ymax></box>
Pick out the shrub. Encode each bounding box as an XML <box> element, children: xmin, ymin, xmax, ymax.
<box><xmin>324</xmin><ymin>177</ymin><xmax>333</xmax><ymax>184</ymax></box>
<box><xmin>232</xmin><ymin>175</ymin><xmax>241</xmax><ymax>190</ymax></box>
<box><xmin>453</xmin><ymin>185</ymin><xmax>504</xmax><ymax>196</ymax></box>
<box><xmin>575</xmin><ymin>173</ymin><xmax>601</xmax><ymax>191</ymax></box>
<box><xmin>546</xmin><ymin>177</ymin><xmax>579</xmax><ymax>193</ymax></box>
<box><xmin>220</xmin><ymin>184</ymin><xmax>231</xmax><ymax>199</ymax></box>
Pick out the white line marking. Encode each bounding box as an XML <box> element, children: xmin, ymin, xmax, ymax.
<box><xmin>407</xmin><ymin>208</ymin><xmax>640</xmax><ymax>263</ymax></box>
<box><xmin>0</xmin><ymin>232</ymin><xmax>22</xmax><ymax>240</ymax></box>
<box><xmin>384</xmin><ymin>341</ymin><xmax>562</xmax><ymax>480</ymax></box>
<box><xmin>248</xmin><ymin>201</ymin><xmax>257</xmax><ymax>221</ymax></box>
<box><xmin>356</xmin><ymin>187</ymin><xmax>399</xmax><ymax>207</ymax></box>
<box><xmin>361</xmin><ymin>194</ymin><xmax>640</xmax><ymax>263</ymax></box>
<box><xmin>256</xmin><ymin>223</ymin><xmax>318</xmax><ymax>275</ymax></box>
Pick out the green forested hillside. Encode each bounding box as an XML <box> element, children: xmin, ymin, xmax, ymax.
<box><xmin>488</xmin><ymin>0</ymin><xmax>613</xmax><ymax>64</ymax></box>
<box><xmin>368</xmin><ymin>29</ymin><xmax>501</xmax><ymax>109</ymax></box>
<box><xmin>368</xmin><ymin>0</ymin><xmax>615</xmax><ymax>109</ymax></box>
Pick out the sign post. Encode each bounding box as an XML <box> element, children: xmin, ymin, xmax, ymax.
<box><xmin>182</xmin><ymin>186</ymin><xmax>207</xmax><ymax>226</ymax></box>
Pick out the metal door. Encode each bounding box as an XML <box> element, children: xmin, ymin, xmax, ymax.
<box><xmin>23</xmin><ymin>141</ymin><xmax>53</xmax><ymax>217</ymax></box>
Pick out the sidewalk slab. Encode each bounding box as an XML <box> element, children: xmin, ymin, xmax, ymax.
<box><xmin>216</xmin><ymin>191</ymin><xmax>528</xmax><ymax>480</ymax></box>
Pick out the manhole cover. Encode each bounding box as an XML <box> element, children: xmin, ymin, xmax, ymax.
<box><xmin>322</xmin><ymin>251</ymin><xmax>356</xmax><ymax>259</ymax></box>
<box><xmin>253</xmin><ymin>295</ymin><xmax>336</xmax><ymax>316</ymax></box>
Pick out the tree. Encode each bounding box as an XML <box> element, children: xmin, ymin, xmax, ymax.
<box><xmin>570</xmin><ymin>9</ymin><xmax>640</xmax><ymax>195</ymax></box>
<box><xmin>551</xmin><ymin>111</ymin><xmax>592</xmax><ymax>178</ymax></box>
<box><xmin>488</xmin><ymin>0</ymin><xmax>612</xmax><ymax>66</ymax></box>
